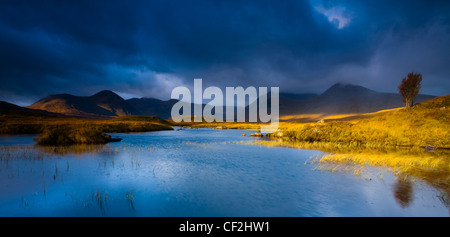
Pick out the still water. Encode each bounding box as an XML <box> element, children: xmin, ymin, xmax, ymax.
<box><xmin>0</xmin><ymin>128</ymin><xmax>448</xmax><ymax>216</ymax></box>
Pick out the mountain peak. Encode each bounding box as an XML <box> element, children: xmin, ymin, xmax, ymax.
<box><xmin>334</xmin><ymin>82</ymin><xmax>349</xmax><ymax>86</ymax></box>
<box><xmin>90</xmin><ymin>90</ymin><xmax>126</xmax><ymax>103</ymax></box>
<box><xmin>92</xmin><ymin>90</ymin><xmax>119</xmax><ymax>97</ymax></box>
<box><xmin>330</xmin><ymin>82</ymin><xmax>361</xmax><ymax>89</ymax></box>
<box><xmin>323</xmin><ymin>83</ymin><xmax>376</xmax><ymax>95</ymax></box>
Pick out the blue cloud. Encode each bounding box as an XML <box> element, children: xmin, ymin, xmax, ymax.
<box><xmin>0</xmin><ymin>0</ymin><xmax>449</xmax><ymax>105</ymax></box>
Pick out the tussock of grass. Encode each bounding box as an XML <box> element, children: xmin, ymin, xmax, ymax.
<box><xmin>35</xmin><ymin>126</ymin><xmax>117</xmax><ymax>146</ymax></box>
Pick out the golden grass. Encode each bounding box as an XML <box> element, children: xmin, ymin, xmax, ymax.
<box><xmin>279</xmin><ymin>114</ymin><xmax>325</xmax><ymax>121</ymax></box>
<box><xmin>186</xmin><ymin>122</ymin><xmax>264</xmax><ymax>131</ymax></box>
<box><xmin>279</xmin><ymin>109</ymin><xmax>401</xmax><ymax>122</ymax></box>
<box><xmin>0</xmin><ymin>116</ymin><xmax>173</xmax><ymax>135</ymax></box>
<box><xmin>273</xmin><ymin>95</ymin><xmax>450</xmax><ymax>148</ymax></box>
<box><xmin>321</xmin><ymin>113</ymin><xmax>360</xmax><ymax>120</ymax></box>
<box><xmin>183</xmin><ymin>96</ymin><xmax>449</xmax><ymax>148</ymax></box>
<box><xmin>280</xmin><ymin>113</ymin><xmax>363</xmax><ymax>121</ymax></box>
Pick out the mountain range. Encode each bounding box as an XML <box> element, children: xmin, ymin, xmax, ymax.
<box><xmin>27</xmin><ymin>90</ymin><xmax>138</xmax><ymax>118</ymax></box>
<box><xmin>279</xmin><ymin>83</ymin><xmax>435</xmax><ymax>116</ymax></box>
<box><xmin>0</xmin><ymin>83</ymin><xmax>436</xmax><ymax>120</ymax></box>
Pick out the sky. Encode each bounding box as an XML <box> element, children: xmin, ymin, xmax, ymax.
<box><xmin>0</xmin><ymin>0</ymin><xmax>449</xmax><ymax>106</ymax></box>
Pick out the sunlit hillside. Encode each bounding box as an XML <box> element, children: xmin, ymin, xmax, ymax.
<box><xmin>275</xmin><ymin>95</ymin><xmax>449</xmax><ymax>148</ymax></box>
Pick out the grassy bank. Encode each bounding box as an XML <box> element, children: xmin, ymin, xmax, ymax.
<box><xmin>176</xmin><ymin>95</ymin><xmax>449</xmax><ymax>148</ymax></box>
<box><xmin>270</xmin><ymin>95</ymin><xmax>449</xmax><ymax>148</ymax></box>
<box><xmin>188</xmin><ymin>122</ymin><xmax>263</xmax><ymax>130</ymax></box>
<box><xmin>0</xmin><ymin>115</ymin><xmax>173</xmax><ymax>145</ymax></box>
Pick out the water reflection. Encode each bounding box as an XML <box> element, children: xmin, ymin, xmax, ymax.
<box><xmin>0</xmin><ymin>144</ymin><xmax>113</xmax><ymax>160</ymax></box>
<box><xmin>392</xmin><ymin>178</ymin><xmax>413</xmax><ymax>208</ymax></box>
<box><xmin>250</xmin><ymin>139</ymin><xmax>450</xmax><ymax>209</ymax></box>
<box><xmin>35</xmin><ymin>144</ymin><xmax>113</xmax><ymax>156</ymax></box>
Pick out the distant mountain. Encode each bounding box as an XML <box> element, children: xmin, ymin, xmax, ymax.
<box><xmin>27</xmin><ymin>90</ymin><xmax>137</xmax><ymax>118</ymax></box>
<box><xmin>26</xmin><ymin>90</ymin><xmax>181</xmax><ymax>119</ymax></box>
<box><xmin>243</xmin><ymin>83</ymin><xmax>435</xmax><ymax>121</ymax></box>
<box><xmin>23</xmin><ymin>83</ymin><xmax>437</xmax><ymax>120</ymax></box>
<box><xmin>127</xmin><ymin>98</ymin><xmax>225</xmax><ymax>120</ymax></box>
<box><xmin>240</xmin><ymin>92</ymin><xmax>318</xmax><ymax>121</ymax></box>
<box><xmin>280</xmin><ymin>83</ymin><xmax>435</xmax><ymax>117</ymax></box>
<box><xmin>126</xmin><ymin>98</ymin><xmax>178</xmax><ymax>119</ymax></box>
<box><xmin>90</xmin><ymin>90</ymin><xmax>137</xmax><ymax>116</ymax></box>
<box><xmin>278</xmin><ymin>93</ymin><xmax>318</xmax><ymax>116</ymax></box>
<box><xmin>279</xmin><ymin>93</ymin><xmax>317</xmax><ymax>101</ymax></box>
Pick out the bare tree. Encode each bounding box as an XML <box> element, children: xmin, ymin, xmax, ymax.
<box><xmin>398</xmin><ymin>73</ymin><xmax>422</xmax><ymax>109</ymax></box>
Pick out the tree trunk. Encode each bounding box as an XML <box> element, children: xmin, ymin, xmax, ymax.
<box><xmin>405</xmin><ymin>99</ymin><xmax>412</xmax><ymax>109</ymax></box>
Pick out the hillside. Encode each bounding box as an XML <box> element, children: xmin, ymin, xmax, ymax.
<box><xmin>280</xmin><ymin>83</ymin><xmax>435</xmax><ymax>119</ymax></box>
<box><xmin>275</xmin><ymin>94</ymin><xmax>450</xmax><ymax>148</ymax></box>
<box><xmin>300</xmin><ymin>83</ymin><xmax>434</xmax><ymax>114</ymax></box>
<box><xmin>126</xmin><ymin>98</ymin><xmax>178</xmax><ymax>119</ymax></box>
<box><xmin>26</xmin><ymin>91</ymin><xmax>181</xmax><ymax>119</ymax></box>
<box><xmin>243</xmin><ymin>83</ymin><xmax>435</xmax><ymax>121</ymax></box>
<box><xmin>0</xmin><ymin>101</ymin><xmax>62</xmax><ymax>117</ymax></box>
<box><xmin>27</xmin><ymin>90</ymin><xmax>137</xmax><ymax>118</ymax></box>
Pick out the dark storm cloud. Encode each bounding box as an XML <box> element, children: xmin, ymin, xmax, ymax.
<box><xmin>0</xmin><ymin>0</ymin><xmax>449</xmax><ymax>105</ymax></box>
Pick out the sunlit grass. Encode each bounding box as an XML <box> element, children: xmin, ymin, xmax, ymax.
<box><xmin>187</xmin><ymin>122</ymin><xmax>263</xmax><ymax>131</ymax></box>
<box><xmin>271</xmin><ymin>95</ymin><xmax>450</xmax><ymax>148</ymax></box>
<box><xmin>0</xmin><ymin>116</ymin><xmax>174</xmax><ymax>135</ymax></box>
